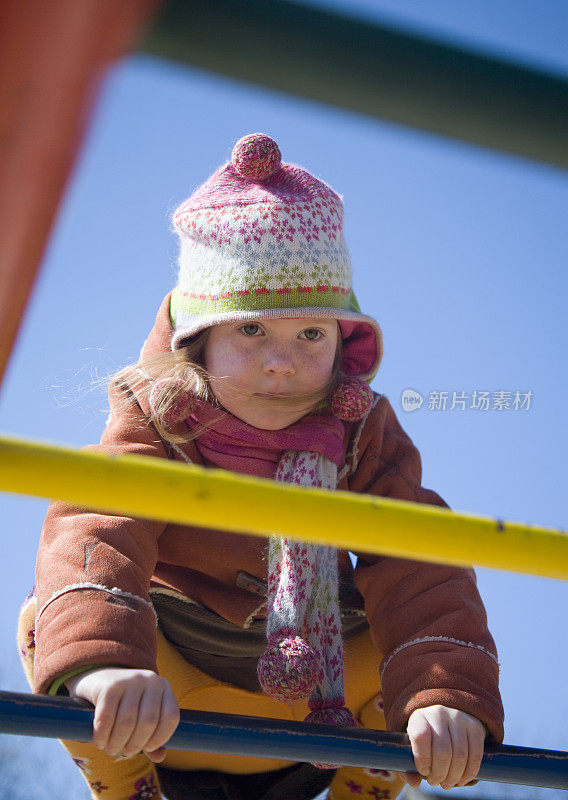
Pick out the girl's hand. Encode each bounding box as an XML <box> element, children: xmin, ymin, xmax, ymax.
<box><xmin>401</xmin><ymin>705</ymin><xmax>486</xmax><ymax>790</ymax></box>
<box><xmin>65</xmin><ymin>667</ymin><xmax>180</xmax><ymax>763</ymax></box>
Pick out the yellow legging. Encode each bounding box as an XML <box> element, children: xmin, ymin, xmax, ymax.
<box><xmin>18</xmin><ymin>595</ymin><xmax>405</xmax><ymax>800</ymax></box>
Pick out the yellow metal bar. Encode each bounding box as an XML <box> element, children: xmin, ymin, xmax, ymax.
<box><xmin>0</xmin><ymin>435</ymin><xmax>566</xmax><ymax>580</ymax></box>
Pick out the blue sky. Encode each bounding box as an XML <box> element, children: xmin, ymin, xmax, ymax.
<box><xmin>0</xmin><ymin>2</ymin><xmax>566</xmax><ymax>797</ymax></box>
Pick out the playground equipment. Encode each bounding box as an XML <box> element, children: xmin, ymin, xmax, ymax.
<box><xmin>1</xmin><ymin>1</ymin><xmax>567</xmax><ymax>793</ymax></box>
<box><xmin>1</xmin><ymin>692</ymin><xmax>567</xmax><ymax>790</ymax></box>
<box><xmin>0</xmin><ymin>435</ymin><xmax>566</xmax><ymax>580</ymax></box>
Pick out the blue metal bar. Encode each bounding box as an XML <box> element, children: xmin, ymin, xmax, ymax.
<box><xmin>1</xmin><ymin>691</ymin><xmax>567</xmax><ymax>790</ymax></box>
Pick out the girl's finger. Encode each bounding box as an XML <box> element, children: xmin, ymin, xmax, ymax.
<box><xmin>142</xmin><ymin>684</ymin><xmax>180</xmax><ymax>757</ymax></box>
<box><xmin>120</xmin><ymin>686</ymin><xmax>163</xmax><ymax>759</ymax></box>
<box><xmin>105</xmin><ymin>687</ymin><xmax>143</xmax><ymax>757</ymax></box>
<box><xmin>440</xmin><ymin>726</ymin><xmax>469</xmax><ymax>789</ymax></box>
<box><xmin>407</xmin><ymin>713</ymin><xmax>433</xmax><ymax>779</ymax></box>
<box><xmin>427</xmin><ymin>726</ymin><xmax>453</xmax><ymax>786</ymax></box>
<box><xmin>145</xmin><ymin>746</ymin><xmax>167</xmax><ymax>763</ymax></box>
<box><xmin>92</xmin><ymin>689</ymin><xmax>122</xmax><ymax>751</ymax></box>
<box><xmin>457</xmin><ymin>725</ymin><xmax>485</xmax><ymax>786</ymax></box>
<box><xmin>399</xmin><ymin>771</ymin><xmax>422</xmax><ymax>788</ymax></box>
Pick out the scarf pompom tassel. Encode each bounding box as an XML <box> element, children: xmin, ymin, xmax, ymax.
<box><xmin>257</xmin><ymin>631</ymin><xmax>320</xmax><ymax>702</ymax></box>
<box><xmin>304</xmin><ymin>697</ymin><xmax>359</xmax><ymax>769</ymax></box>
<box><xmin>329</xmin><ymin>377</ymin><xmax>373</xmax><ymax>422</ymax></box>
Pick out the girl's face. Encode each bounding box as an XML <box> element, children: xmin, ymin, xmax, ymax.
<box><xmin>204</xmin><ymin>317</ymin><xmax>339</xmax><ymax>430</ymax></box>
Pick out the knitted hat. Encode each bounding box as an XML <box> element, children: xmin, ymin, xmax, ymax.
<box><xmin>170</xmin><ymin>132</ymin><xmax>383</xmax><ymax>381</ymax></box>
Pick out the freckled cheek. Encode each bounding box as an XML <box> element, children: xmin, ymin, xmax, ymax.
<box><xmin>210</xmin><ymin>348</ymin><xmax>258</xmax><ymax>394</ymax></box>
<box><xmin>300</xmin><ymin>349</ymin><xmax>335</xmax><ymax>383</ymax></box>
<box><xmin>229</xmin><ymin>351</ymin><xmax>257</xmax><ymax>385</ymax></box>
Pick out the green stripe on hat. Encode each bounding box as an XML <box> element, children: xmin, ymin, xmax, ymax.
<box><xmin>171</xmin><ymin>285</ymin><xmax>353</xmax><ymax>324</ymax></box>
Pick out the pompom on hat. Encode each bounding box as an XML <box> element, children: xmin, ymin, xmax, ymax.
<box><xmin>170</xmin><ymin>132</ymin><xmax>383</xmax><ymax>381</ymax></box>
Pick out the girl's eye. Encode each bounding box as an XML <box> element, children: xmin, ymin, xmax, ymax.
<box><xmin>241</xmin><ymin>323</ymin><xmax>262</xmax><ymax>336</ymax></box>
<box><xmin>300</xmin><ymin>328</ymin><xmax>323</xmax><ymax>341</ymax></box>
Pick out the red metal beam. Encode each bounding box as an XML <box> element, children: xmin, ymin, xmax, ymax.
<box><xmin>0</xmin><ymin>0</ymin><xmax>162</xmax><ymax>386</ymax></box>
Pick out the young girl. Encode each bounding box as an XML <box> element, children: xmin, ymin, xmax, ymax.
<box><xmin>18</xmin><ymin>133</ymin><xmax>503</xmax><ymax>800</ymax></box>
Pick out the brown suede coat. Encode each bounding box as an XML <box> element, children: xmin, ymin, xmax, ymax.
<box><xmin>34</xmin><ymin>295</ymin><xmax>504</xmax><ymax>742</ymax></box>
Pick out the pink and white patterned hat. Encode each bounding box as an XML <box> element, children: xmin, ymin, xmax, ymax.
<box><xmin>170</xmin><ymin>133</ymin><xmax>383</xmax><ymax>381</ymax></box>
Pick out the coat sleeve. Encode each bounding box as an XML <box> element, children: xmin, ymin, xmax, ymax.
<box><xmin>33</xmin><ymin>380</ymin><xmax>168</xmax><ymax>695</ymax></box>
<box><xmin>349</xmin><ymin>395</ymin><xmax>504</xmax><ymax>743</ymax></box>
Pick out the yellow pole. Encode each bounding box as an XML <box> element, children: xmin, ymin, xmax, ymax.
<box><xmin>0</xmin><ymin>435</ymin><xmax>566</xmax><ymax>580</ymax></box>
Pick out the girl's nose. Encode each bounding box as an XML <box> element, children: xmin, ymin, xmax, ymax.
<box><xmin>262</xmin><ymin>347</ymin><xmax>296</xmax><ymax>376</ymax></box>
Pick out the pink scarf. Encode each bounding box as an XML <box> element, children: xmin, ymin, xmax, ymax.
<box><xmin>188</xmin><ymin>399</ymin><xmax>345</xmax><ymax>478</ymax></box>
<box><xmin>187</xmin><ymin>399</ymin><xmax>359</xmax><ymax>753</ymax></box>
